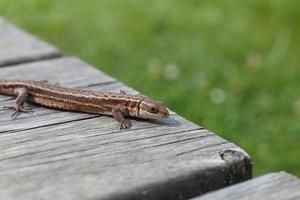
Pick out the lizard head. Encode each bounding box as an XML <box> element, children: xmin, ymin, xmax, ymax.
<box><xmin>138</xmin><ymin>98</ymin><xmax>169</xmax><ymax>119</ymax></box>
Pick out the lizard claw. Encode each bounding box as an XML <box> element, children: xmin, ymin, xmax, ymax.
<box><xmin>11</xmin><ymin>110</ymin><xmax>20</xmax><ymax>119</ymax></box>
<box><xmin>2</xmin><ymin>105</ymin><xmax>36</xmax><ymax>119</ymax></box>
<box><xmin>119</xmin><ymin>120</ymin><xmax>132</xmax><ymax>129</ymax></box>
<box><xmin>18</xmin><ymin>105</ymin><xmax>37</xmax><ymax>118</ymax></box>
<box><xmin>1</xmin><ymin>106</ymin><xmax>16</xmax><ymax>111</ymax></box>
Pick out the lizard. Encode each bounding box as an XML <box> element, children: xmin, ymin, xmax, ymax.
<box><xmin>0</xmin><ymin>80</ymin><xmax>169</xmax><ymax>129</ymax></box>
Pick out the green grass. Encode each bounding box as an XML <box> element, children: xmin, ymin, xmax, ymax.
<box><xmin>1</xmin><ymin>0</ymin><xmax>300</xmax><ymax>177</ymax></box>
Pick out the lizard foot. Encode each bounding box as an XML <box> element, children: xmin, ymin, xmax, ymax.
<box><xmin>2</xmin><ymin>105</ymin><xmax>36</xmax><ymax>119</ymax></box>
<box><xmin>119</xmin><ymin>120</ymin><xmax>132</xmax><ymax>129</ymax></box>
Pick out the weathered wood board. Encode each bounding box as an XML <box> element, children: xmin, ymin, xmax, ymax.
<box><xmin>0</xmin><ymin>57</ymin><xmax>252</xmax><ymax>200</ymax></box>
<box><xmin>0</xmin><ymin>18</ymin><xmax>60</xmax><ymax>66</ymax></box>
<box><xmin>191</xmin><ymin>172</ymin><xmax>300</xmax><ymax>200</ymax></box>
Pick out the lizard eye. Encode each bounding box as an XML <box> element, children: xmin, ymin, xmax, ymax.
<box><xmin>150</xmin><ymin>107</ymin><xmax>159</xmax><ymax>113</ymax></box>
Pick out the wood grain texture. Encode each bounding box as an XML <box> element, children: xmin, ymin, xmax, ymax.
<box><xmin>0</xmin><ymin>57</ymin><xmax>252</xmax><ymax>200</ymax></box>
<box><xmin>0</xmin><ymin>18</ymin><xmax>60</xmax><ymax>67</ymax></box>
<box><xmin>0</xmin><ymin>56</ymin><xmax>116</xmax><ymax>88</ymax></box>
<box><xmin>191</xmin><ymin>172</ymin><xmax>300</xmax><ymax>200</ymax></box>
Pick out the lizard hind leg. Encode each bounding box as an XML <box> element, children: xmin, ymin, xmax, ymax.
<box><xmin>1</xmin><ymin>88</ymin><xmax>36</xmax><ymax>119</ymax></box>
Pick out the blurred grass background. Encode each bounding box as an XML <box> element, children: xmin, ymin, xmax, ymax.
<box><xmin>1</xmin><ymin>0</ymin><xmax>299</xmax><ymax>177</ymax></box>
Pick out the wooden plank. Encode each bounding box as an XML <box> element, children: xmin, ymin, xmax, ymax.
<box><xmin>0</xmin><ymin>56</ymin><xmax>116</xmax><ymax>88</ymax></box>
<box><xmin>0</xmin><ymin>18</ymin><xmax>60</xmax><ymax>67</ymax></box>
<box><xmin>191</xmin><ymin>172</ymin><xmax>300</xmax><ymax>200</ymax></box>
<box><xmin>0</xmin><ymin>57</ymin><xmax>252</xmax><ymax>200</ymax></box>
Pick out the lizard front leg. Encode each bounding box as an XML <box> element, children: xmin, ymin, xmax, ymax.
<box><xmin>112</xmin><ymin>106</ymin><xmax>132</xmax><ymax>129</ymax></box>
<box><xmin>2</xmin><ymin>88</ymin><xmax>35</xmax><ymax>119</ymax></box>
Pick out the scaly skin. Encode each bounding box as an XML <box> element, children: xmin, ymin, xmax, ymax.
<box><xmin>0</xmin><ymin>80</ymin><xmax>169</xmax><ymax>129</ymax></box>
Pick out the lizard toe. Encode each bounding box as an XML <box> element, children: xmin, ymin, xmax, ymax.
<box><xmin>120</xmin><ymin>121</ymin><xmax>132</xmax><ymax>129</ymax></box>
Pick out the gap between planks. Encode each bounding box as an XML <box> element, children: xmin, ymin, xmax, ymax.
<box><xmin>0</xmin><ymin>53</ymin><xmax>61</xmax><ymax>68</ymax></box>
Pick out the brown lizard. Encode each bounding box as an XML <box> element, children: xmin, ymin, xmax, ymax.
<box><xmin>0</xmin><ymin>80</ymin><xmax>169</xmax><ymax>129</ymax></box>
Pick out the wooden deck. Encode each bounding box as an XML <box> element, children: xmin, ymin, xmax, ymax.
<box><xmin>0</xmin><ymin>18</ymin><xmax>60</xmax><ymax>67</ymax></box>
<box><xmin>0</xmin><ymin>18</ymin><xmax>252</xmax><ymax>200</ymax></box>
<box><xmin>191</xmin><ymin>172</ymin><xmax>300</xmax><ymax>200</ymax></box>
